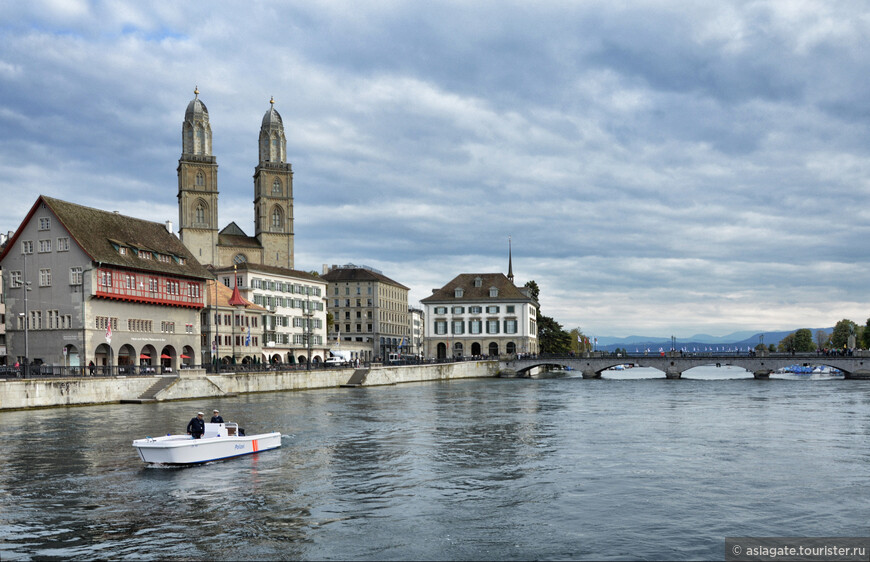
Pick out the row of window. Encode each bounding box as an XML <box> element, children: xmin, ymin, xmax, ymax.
<box><xmin>21</xmin><ymin>237</ymin><xmax>71</xmax><ymax>254</ymax></box>
<box><xmin>17</xmin><ymin>311</ymin><xmax>73</xmax><ymax>330</ymax></box>
<box><xmin>433</xmin><ymin>319</ymin><xmax>521</xmax><ymax>335</ymax></box>
<box><xmin>114</xmin><ymin>244</ymin><xmax>186</xmax><ymax>265</ymax></box>
<box><xmin>262</xmin><ymin>333</ymin><xmax>323</xmax><ymax>346</ymax></box>
<box><xmin>334</xmin><ymin>298</ymin><xmax>373</xmax><ymax>308</ymax></box>
<box><xmin>253</xmin><ymin>294</ymin><xmax>324</xmax><ymax>311</ymax></box>
<box><xmin>434</xmin><ymin>305</ymin><xmax>515</xmax><ymax>315</ymax></box>
<box><xmin>250</xmin><ymin>278</ymin><xmax>322</xmax><ymax>295</ymax></box>
<box><xmin>453</xmin><ymin>286</ymin><xmax>499</xmax><ymax>298</ymax></box>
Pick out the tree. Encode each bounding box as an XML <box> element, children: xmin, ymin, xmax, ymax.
<box><xmin>568</xmin><ymin>327</ymin><xmax>591</xmax><ymax>354</ymax></box>
<box><xmin>864</xmin><ymin>318</ymin><xmax>870</xmax><ymax>349</ymax></box>
<box><xmin>777</xmin><ymin>329</ymin><xmax>815</xmax><ymax>353</ymax></box>
<box><xmin>523</xmin><ymin>280</ymin><xmax>540</xmax><ymax>303</ymax></box>
<box><xmin>831</xmin><ymin>319</ymin><xmax>858</xmax><ymax>349</ymax></box>
<box><xmin>538</xmin><ymin>314</ymin><xmax>572</xmax><ymax>354</ymax></box>
<box><xmin>815</xmin><ymin>329</ymin><xmax>829</xmax><ymax>350</ymax></box>
<box><xmin>524</xmin><ymin>279</ymin><xmax>570</xmax><ymax>354</ymax></box>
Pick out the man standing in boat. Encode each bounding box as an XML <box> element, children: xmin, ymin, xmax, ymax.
<box><xmin>187</xmin><ymin>412</ymin><xmax>205</xmax><ymax>439</ymax></box>
<box><xmin>210</xmin><ymin>409</ymin><xmax>224</xmax><ymax>423</ymax></box>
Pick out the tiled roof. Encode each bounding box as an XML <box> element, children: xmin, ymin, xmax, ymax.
<box><xmin>2</xmin><ymin>196</ymin><xmax>213</xmax><ymax>280</ymax></box>
<box><xmin>421</xmin><ymin>273</ymin><xmax>535</xmax><ymax>304</ymax></box>
<box><xmin>205</xmin><ymin>280</ymin><xmax>265</xmax><ymax>311</ymax></box>
<box><xmin>321</xmin><ymin>267</ymin><xmax>409</xmax><ymax>290</ymax></box>
<box><xmin>212</xmin><ymin>262</ymin><xmax>323</xmax><ymax>283</ymax></box>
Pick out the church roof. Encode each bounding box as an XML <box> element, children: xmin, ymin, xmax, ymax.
<box><xmin>185</xmin><ymin>88</ymin><xmax>208</xmax><ymax>122</ymax></box>
<box><xmin>261</xmin><ymin>97</ymin><xmax>283</xmax><ymax>129</ymax></box>
<box><xmin>421</xmin><ymin>273</ymin><xmax>534</xmax><ymax>304</ymax></box>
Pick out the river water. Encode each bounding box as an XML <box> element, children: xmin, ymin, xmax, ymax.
<box><xmin>1</xmin><ymin>367</ymin><xmax>868</xmax><ymax>560</ymax></box>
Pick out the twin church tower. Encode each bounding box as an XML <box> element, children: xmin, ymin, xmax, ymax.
<box><xmin>177</xmin><ymin>88</ymin><xmax>294</xmax><ymax>270</ymax></box>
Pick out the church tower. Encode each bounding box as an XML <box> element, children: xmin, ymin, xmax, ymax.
<box><xmin>177</xmin><ymin>87</ymin><xmax>219</xmax><ymax>265</ymax></box>
<box><xmin>253</xmin><ymin>97</ymin><xmax>294</xmax><ymax>269</ymax></box>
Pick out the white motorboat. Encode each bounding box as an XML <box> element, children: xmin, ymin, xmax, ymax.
<box><xmin>133</xmin><ymin>422</ymin><xmax>281</xmax><ymax>465</ymax></box>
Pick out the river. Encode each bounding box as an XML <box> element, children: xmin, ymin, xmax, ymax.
<box><xmin>1</xmin><ymin>366</ymin><xmax>868</xmax><ymax>560</ymax></box>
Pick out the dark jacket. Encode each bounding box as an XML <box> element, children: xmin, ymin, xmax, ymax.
<box><xmin>210</xmin><ymin>415</ymin><xmax>224</xmax><ymax>423</ymax></box>
<box><xmin>187</xmin><ymin>416</ymin><xmax>205</xmax><ymax>437</ymax></box>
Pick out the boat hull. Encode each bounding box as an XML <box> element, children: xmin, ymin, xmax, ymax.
<box><xmin>133</xmin><ymin>432</ymin><xmax>281</xmax><ymax>465</ymax></box>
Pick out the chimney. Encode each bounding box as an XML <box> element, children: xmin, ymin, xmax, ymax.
<box><xmin>165</xmin><ymin>220</ymin><xmax>173</xmax><ymax>234</ymax></box>
<box><xmin>322</xmin><ymin>264</ymin><xmax>329</xmax><ymax>274</ymax></box>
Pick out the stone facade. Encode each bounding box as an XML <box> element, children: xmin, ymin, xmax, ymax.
<box><xmin>322</xmin><ymin>264</ymin><xmax>410</xmax><ymax>362</ymax></box>
<box><xmin>178</xmin><ymin>90</ymin><xmax>294</xmax><ymax>271</ymax></box>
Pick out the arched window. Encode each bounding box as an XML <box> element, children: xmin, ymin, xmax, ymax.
<box><xmin>196</xmin><ymin>171</ymin><xmax>204</xmax><ymax>187</ymax></box>
<box><xmin>195</xmin><ymin>203</ymin><xmax>205</xmax><ymax>225</ymax></box>
<box><xmin>271</xmin><ymin>207</ymin><xmax>283</xmax><ymax>231</ymax></box>
<box><xmin>196</xmin><ymin>126</ymin><xmax>205</xmax><ymax>154</ymax></box>
<box><xmin>272</xmin><ymin>178</ymin><xmax>282</xmax><ymax>195</ymax></box>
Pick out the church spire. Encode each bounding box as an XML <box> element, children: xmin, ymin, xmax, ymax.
<box><xmin>507</xmin><ymin>236</ymin><xmax>514</xmax><ymax>283</ymax></box>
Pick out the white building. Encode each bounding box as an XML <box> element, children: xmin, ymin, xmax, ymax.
<box><xmin>212</xmin><ymin>263</ymin><xmax>327</xmax><ymax>365</ymax></box>
<box><xmin>421</xmin><ymin>273</ymin><xmax>538</xmax><ymax>359</ymax></box>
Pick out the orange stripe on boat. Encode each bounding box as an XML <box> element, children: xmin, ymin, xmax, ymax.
<box><xmin>253</xmin><ymin>439</ymin><xmax>259</xmax><ymax>452</ymax></box>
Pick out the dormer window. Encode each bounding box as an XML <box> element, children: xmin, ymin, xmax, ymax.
<box><xmin>454</xmin><ymin>288</ymin><xmax>464</xmax><ymax>298</ymax></box>
<box><xmin>489</xmin><ymin>287</ymin><xmax>498</xmax><ymax>297</ymax></box>
<box><xmin>474</xmin><ymin>277</ymin><xmax>482</xmax><ymax>287</ymax></box>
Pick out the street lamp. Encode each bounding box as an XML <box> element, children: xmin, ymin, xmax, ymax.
<box><xmin>305</xmin><ymin>286</ymin><xmax>312</xmax><ymax>371</ymax></box>
<box><xmin>21</xmin><ymin>252</ymin><xmax>31</xmax><ymax>377</ymax></box>
<box><xmin>80</xmin><ymin>264</ymin><xmax>97</xmax><ymax>375</ymax></box>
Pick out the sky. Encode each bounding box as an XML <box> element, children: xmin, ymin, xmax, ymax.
<box><xmin>2</xmin><ymin>1</ymin><xmax>870</xmax><ymax>339</ymax></box>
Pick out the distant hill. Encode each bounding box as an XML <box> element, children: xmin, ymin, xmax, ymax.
<box><xmin>596</xmin><ymin>328</ymin><xmax>833</xmax><ymax>352</ymax></box>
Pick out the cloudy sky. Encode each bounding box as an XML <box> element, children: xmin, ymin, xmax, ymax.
<box><xmin>2</xmin><ymin>1</ymin><xmax>869</xmax><ymax>338</ymax></box>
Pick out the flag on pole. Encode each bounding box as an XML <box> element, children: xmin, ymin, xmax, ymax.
<box><xmin>245</xmin><ymin>326</ymin><xmax>251</xmax><ymax>346</ymax></box>
<box><xmin>106</xmin><ymin>323</ymin><xmax>112</xmax><ymax>344</ymax></box>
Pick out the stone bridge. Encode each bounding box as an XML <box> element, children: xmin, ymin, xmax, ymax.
<box><xmin>499</xmin><ymin>353</ymin><xmax>870</xmax><ymax>379</ymax></box>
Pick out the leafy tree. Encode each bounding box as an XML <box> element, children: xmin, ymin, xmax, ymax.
<box><xmin>815</xmin><ymin>329</ymin><xmax>829</xmax><ymax>350</ymax></box>
<box><xmin>538</xmin><ymin>314</ymin><xmax>572</xmax><ymax>354</ymax></box>
<box><xmin>524</xmin><ymin>279</ymin><xmax>570</xmax><ymax>354</ymax></box>
<box><xmin>768</xmin><ymin>344</ymin><xmax>776</xmax><ymax>353</ymax></box>
<box><xmin>523</xmin><ymin>280</ymin><xmax>540</xmax><ymax>303</ymax></box>
<box><xmin>777</xmin><ymin>329</ymin><xmax>815</xmax><ymax>352</ymax></box>
<box><xmin>864</xmin><ymin>318</ymin><xmax>870</xmax><ymax>349</ymax></box>
<box><xmin>830</xmin><ymin>319</ymin><xmax>858</xmax><ymax>349</ymax></box>
<box><xmin>568</xmin><ymin>327</ymin><xmax>590</xmax><ymax>354</ymax></box>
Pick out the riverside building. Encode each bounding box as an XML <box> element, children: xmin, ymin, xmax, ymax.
<box><xmin>212</xmin><ymin>263</ymin><xmax>327</xmax><ymax>365</ymax></box>
<box><xmin>321</xmin><ymin>264</ymin><xmax>410</xmax><ymax>363</ymax></box>
<box><xmin>421</xmin><ymin>272</ymin><xmax>538</xmax><ymax>359</ymax></box>
<box><xmin>1</xmin><ymin>196</ymin><xmax>212</xmax><ymax>372</ymax></box>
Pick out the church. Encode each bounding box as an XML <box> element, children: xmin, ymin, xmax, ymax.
<box><xmin>177</xmin><ymin>88</ymin><xmax>295</xmax><ymax>270</ymax></box>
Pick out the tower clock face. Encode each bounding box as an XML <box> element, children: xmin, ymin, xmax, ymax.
<box><xmin>234</xmin><ymin>254</ymin><xmax>247</xmax><ymax>264</ymax></box>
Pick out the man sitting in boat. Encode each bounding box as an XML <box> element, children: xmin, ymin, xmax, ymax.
<box><xmin>186</xmin><ymin>412</ymin><xmax>205</xmax><ymax>439</ymax></box>
<box><xmin>210</xmin><ymin>409</ymin><xmax>224</xmax><ymax>423</ymax></box>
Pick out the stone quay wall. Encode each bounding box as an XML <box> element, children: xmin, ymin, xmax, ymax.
<box><xmin>0</xmin><ymin>361</ymin><xmax>499</xmax><ymax>411</ymax></box>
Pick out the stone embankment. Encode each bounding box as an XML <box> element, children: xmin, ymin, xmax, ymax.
<box><xmin>0</xmin><ymin>361</ymin><xmax>499</xmax><ymax>411</ymax></box>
